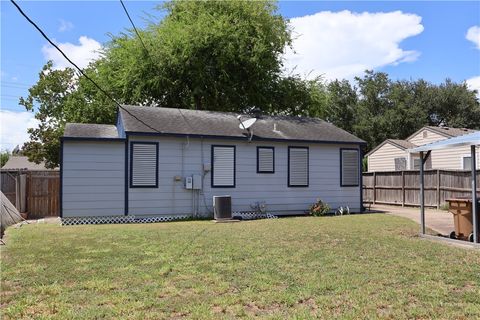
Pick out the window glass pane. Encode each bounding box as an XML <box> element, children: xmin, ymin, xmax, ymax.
<box><xmin>463</xmin><ymin>157</ymin><xmax>472</xmax><ymax>170</ymax></box>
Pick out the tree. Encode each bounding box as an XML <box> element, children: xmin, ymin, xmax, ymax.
<box><xmin>0</xmin><ymin>150</ymin><xmax>10</xmax><ymax>167</ymax></box>
<box><xmin>19</xmin><ymin>60</ymin><xmax>120</xmax><ymax>168</ymax></box>
<box><xmin>324</xmin><ymin>79</ymin><xmax>357</xmax><ymax>131</ymax></box>
<box><xmin>98</xmin><ymin>0</ymin><xmax>292</xmax><ymax>112</ymax></box>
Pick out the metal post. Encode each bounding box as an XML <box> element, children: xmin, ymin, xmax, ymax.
<box><xmin>420</xmin><ymin>151</ymin><xmax>425</xmax><ymax>234</ymax></box>
<box><xmin>471</xmin><ymin>145</ymin><xmax>478</xmax><ymax>243</ymax></box>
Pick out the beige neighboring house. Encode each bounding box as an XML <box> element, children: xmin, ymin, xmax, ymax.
<box><xmin>1</xmin><ymin>156</ymin><xmax>58</xmax><ymax>171</ymax></box>
<box><xmin>366</xmin><ymin>126</ymin><xmax>479</xmax><ymax>172</ymax></box>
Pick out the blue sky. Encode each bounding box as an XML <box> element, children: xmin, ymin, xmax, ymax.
<box><xmin>1</xmin><ymin>1</ymin><xmax>480</xmax><ymax>150</ymax></box>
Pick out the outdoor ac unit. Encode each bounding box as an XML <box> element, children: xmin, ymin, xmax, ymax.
<box><xmin>213</xmin><ymin>195</ymin><xmax>232</xmax><ymax>220</ymax></box>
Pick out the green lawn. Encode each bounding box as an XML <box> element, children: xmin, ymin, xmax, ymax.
<box><xmin>1</xmin><ymin>214</ymin><xmax>480</xmax><ymax>319</ymax></box>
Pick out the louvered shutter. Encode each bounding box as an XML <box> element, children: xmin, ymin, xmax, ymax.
<box><xmin>289</xmin><ymin>147</ymin><xmax>308</xmax><ymax>187</ymax></box>
<box><xmin>131</xmin><ymin>143</ymin><xmax>158</xmax><ymax>187</ymax></box>
<box><xmin>212</xmin><ymin>146</ymin><xmax>235</xmax><ymax>187</ymax></box>
<box><xmin>257</xmin><ymin>147</ymin><xmax>274</xmax><ymax>173</ymax></box>
<box><xmin>341</xmin><ymin>149</ymin><xmax>359</xmax><ymax>186</ymax></box>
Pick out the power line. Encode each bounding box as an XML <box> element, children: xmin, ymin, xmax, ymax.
<box><xmin>10</xmin><ymin>0</ymin><xmax>161</xmax><ymax>134</ymax></box>
<box><xmin>119</xmin><ymin>0</ymin><xmax>149</xmax><ymax>54</ymax></box>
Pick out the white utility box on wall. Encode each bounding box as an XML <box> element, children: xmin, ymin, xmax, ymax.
<box><xmin>185</xmin><ymin>176</ymin><xmax>193</xmax><ymax>189</ymax></box>
<box><xmin>192</xmin><ymin>174</ymin><xmax>202</xmax><ymax>190</ymax></box>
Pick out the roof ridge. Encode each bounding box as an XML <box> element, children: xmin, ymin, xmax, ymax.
<box><xmin>120</xmin><ymin>104</ymin><xmax>328</xmax><ymax>123</ymax></box>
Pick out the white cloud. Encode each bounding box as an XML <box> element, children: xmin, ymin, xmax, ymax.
<box><xmin>466</xmin><ymin>76</ymin><xmax>480</xmax><ymax>98</ymax></box>
<box><xmin>0</xmin><ymin>110</ymin><xmax>39</xmax><ymax>151</ymax></box>
<box><xmin>58</xmin><ymin>19</ymin><xmax>74</xmax><ymax>32</ymax></box>
<box><xmin>466</xmin><ymin>25</ymin><xmax>480</xmax><ymax>49</ymax></box>
<box><xmin>42</xmin><ymin>36</ymin><xmax>102</xmax><ymax>70</ymax></box>
<box><xmin>284</xmin><ymin>10</ymin><xmax>424</xmax><ymax>80</ymax></box>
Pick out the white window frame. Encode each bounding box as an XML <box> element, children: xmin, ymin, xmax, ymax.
<box><xmin>462</xmin><ymin>154</ymin><xmax>472</xmax><ymax>170</ymax></box>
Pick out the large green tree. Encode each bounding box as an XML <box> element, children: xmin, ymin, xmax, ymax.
<box><xmin>98</xmin><ymin>0</ymin><xmax>292</xmax><ymax>112</ymax></box>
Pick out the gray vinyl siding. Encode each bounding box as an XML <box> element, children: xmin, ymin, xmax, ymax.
<box><xmin>62</xmin><ymin>141</ymin><xmax>125</xmax><ymax>217</ymax></box>
<box><xmin>128</xmin><ymin>136</ymin><xmax>361</xmax><ymax>216</ymax></box>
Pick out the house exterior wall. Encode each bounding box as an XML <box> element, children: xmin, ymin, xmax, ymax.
<box><xmin>367</xmin><ymin>128</ymin><xmax>480</xmax><ymax>172</ymax></box>
<box><xmin>367</xmin><ymin>143</ymin><xmax>406</xmax><ymax>172</ymax></box>
<box><xmin>430</xmin><ymin>146</ymin><xmax>480</xmax><ymax>170</ymax></box>
<box><xmin>62</xmin><ymin>141</ymin><xmax>125</xmax><ymax>217</ymax></box>
<box><xmin>407</xmin><ymin>128</ymin><xmax>446</xmax><ymax>146</ymax></box>
<box><xmin>127</xmin><ymin>135</ymin><xmax>362</xmax><ymax>216</ymax></box>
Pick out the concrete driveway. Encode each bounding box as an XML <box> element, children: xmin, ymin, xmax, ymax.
<box><xmin>370</xmin><ymin>204</ymin><xmax>454</xmax><ymax>235</ymax></box>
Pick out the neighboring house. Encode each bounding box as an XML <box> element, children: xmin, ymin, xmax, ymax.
<box><xmin>60</xmin><ymin>105</ymin><xmax>365</xmax><ymax>221</ymax></box>
<box><xmin>1</xmin><ymin>156</ymin><xmax>58</xmax><ymax>171</ymax></box>
<box><xmin>366</xmin><ymin>126</ymin><xmax>479</xmax><ymax>172</ymax></box>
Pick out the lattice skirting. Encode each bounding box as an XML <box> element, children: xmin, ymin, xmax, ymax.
<box><xmin>61</xmin><ymin>215</ymin><xmax>189</xmax><ymax>226</ymax></box>
<box><xmin>233</xmin><ymin>211</ymin><xmax>278</xmax><ymax>220</ymax></box>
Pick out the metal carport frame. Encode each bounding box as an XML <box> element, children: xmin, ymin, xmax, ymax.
<box><xmin>410</xmin><ymin>131</ymin><xmax>480</xmax><ymax>243</ymax></box>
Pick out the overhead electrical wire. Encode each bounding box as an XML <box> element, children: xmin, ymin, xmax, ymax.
<box><xmin>9</xmin><ymin>0</ymin><xmax>162</xmax><ymax>134</ymax></box>
<box><xmin>119</xmin><ymin>0</ymin><xmax>150</xmax><ymax>55</ymax></box>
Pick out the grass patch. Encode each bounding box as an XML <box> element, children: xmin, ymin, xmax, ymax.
<box><xmin>1</xmin><ymin>214</ymin><xmax>480</xmax><ymax>319</ymax></box>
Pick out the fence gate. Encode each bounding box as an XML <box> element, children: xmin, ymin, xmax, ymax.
<box><xmin>27</xmin><ymin>173</ymin><xmax>60</xmax><ymax>218</ymax></box>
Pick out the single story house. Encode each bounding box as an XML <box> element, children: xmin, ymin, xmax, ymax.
<box><xmin>366</xmin><ymin>126</ymin><xmax>479</xmax><ymax>172</ymax></box>
<box><xmin>61</xmin><ymin>106</ymin><xmax>365</xmax><ymax>222</ymax></box>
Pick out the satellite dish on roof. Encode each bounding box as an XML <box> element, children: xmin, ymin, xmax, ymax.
<box><xmin>238</xmin><ymin>118</ymin><xmax>257</xmax><ymax>130</ymax></box>
<box><xmin>237</xmin><ymin>116</ymin><xmax>257</xmax><ymax>142</ymax></box>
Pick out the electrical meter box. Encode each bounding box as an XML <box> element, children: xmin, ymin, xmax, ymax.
<box><xmin>192</xmin><ymin>174</ymin><xmax>202</xmax><ymax>190</ymax></box>
<box><xmin>185</xmin><ymin>176</ymin><xmax>193</xmax><ymax>189</ymax></box>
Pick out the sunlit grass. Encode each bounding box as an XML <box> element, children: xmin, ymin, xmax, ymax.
<box><xmin>1</xmin><ymin>214</ymin><xmax>479</xmax><ymax>319</ymax></box>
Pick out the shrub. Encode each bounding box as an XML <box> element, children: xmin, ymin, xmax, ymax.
<box><xmin>309</xmin><ymin>199</ymin><xmax>330</xmax><ymax>216</ymax></box>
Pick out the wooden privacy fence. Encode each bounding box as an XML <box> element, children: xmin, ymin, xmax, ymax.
<box><xmin>0</xmin><ymin>170</ymin><xmax>60</xmax><ymax>218</ymax></box>
<box><xmin>363</xmin><ymin>169</ymin><xmax>480</xmax><ymax>208</ymax></box>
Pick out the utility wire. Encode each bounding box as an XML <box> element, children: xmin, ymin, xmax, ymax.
<box><xmin>10</xmin><ymin>0</ymin><xmax>161</xmax><ymax>134</ymax></box>
<box><xmin>119</xmin><ymin>0</ymin><xmax>149</xmax><ymax>54</ymax></box>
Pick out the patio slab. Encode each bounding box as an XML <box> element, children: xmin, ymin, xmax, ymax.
<box><xmin>370</xmin><ymin>204</ymin><xmax>454</xmax><ymax>235</ymax></box>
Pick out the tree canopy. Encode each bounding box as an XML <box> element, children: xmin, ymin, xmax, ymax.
<box><xmin>19</xmin><ymin>0</ymin><xmax>480</xmax><ymax>168</ymax></box>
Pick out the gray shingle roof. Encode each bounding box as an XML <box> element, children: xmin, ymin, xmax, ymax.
<box><xmin>1</xmin><ymin>156</ymin><xmax>58</xmax><ymax>171</ymax></box>
<box><xmin>63</xmin><ymin>123</ymin><xmax>120</xmax><ymax>139</ymax></box>
<box><xmin>425</xmin><ymin>126</ymin><xmax>476</xmax><ymax>138</ymax></box>
<box><xmin>365</xmin><ymin>139</ymin><xmax>417</xmax><ymax>157</ymax></box>
<box><xmin>388</xmin><ymin>139</ymin><xmax>417</xmax><ymax>149</ymax></box>
<box><xmin>119</xmin><ymin>105</ymin><xmax>365</xmax><ymax>144</ymax></box>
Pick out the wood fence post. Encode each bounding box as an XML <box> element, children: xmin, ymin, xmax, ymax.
<box><xmin>436</xmin><ymin>169</ymin><xmax>441</xmax><ymax>209</ymax></box>
<box><xmin>15</xmin><ymin>173</ymin><xmax>20</xmax><ymax>211</ymax></box>
<box><xmin>373</xmin><ymin>172</ymin><xmax>376</xmax><ymax>205</ymax></box>
<box><xmin>402</xmin><ymin>171</ymin><xmax>405</xmax><ymax>207</ymax></box>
